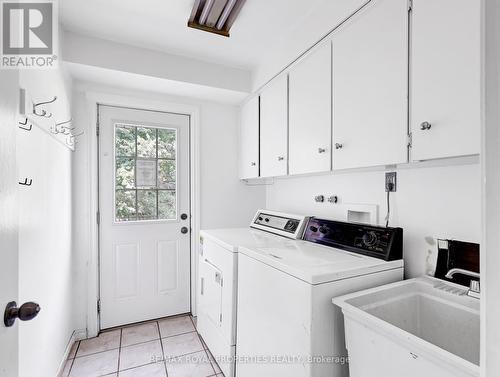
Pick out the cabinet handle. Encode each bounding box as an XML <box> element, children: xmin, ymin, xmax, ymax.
<box><xmin>250</xmin><ymin>162</ymin><xmax>256</xmax><ymax>166</ymax></box>
<box><xmin>318</xmin><ymin>148</ymin><xmax>326</xmax><ymax>154</ymax></box>
<box><xmin>420</xmin><ymin>121</ymin><xmax>432</xmax><ymax>130</ymax></box>
<box><xmin>335</xmin><ymin>143</ymin><xmax>343</xmax><ymax>150</ymax></box>
<box><xmin>277</xmin><ymin>156</ymin><xmax>285</xmax><ymax>161</ymax></box>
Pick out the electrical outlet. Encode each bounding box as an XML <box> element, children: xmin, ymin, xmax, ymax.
<box><xmin>385</xmin><ymin>172</ymin><xmax>397</xmax><ymax>192</ymax></box>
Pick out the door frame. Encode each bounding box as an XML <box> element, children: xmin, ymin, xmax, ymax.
<box><xmin>84</xmin><ymin>91</ymin><xmax>201</xmax><ymax>338</ymax></box>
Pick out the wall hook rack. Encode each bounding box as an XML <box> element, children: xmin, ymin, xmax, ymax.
<box><xmin>19</xmin><ymin>178</ymin><xmax>33</xmax><ymax>186</ymax></box>
<box><xmin>18</xmin><ymin>118</ymin><xmax>32</xmax><ymax>131</ymax></box>
<box><xmin>33</xmin><ymin>96</ymin><xmax>57</xmax><ymax>118</ymax></box>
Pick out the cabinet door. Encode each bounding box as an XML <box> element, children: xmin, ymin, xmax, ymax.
<box><xmin>411</xmin><ymin>0</ymin><xmax>480</xmax><ymax>161</ymax></box>
<box><xmin>333</xmin><ymin>0</ymin><xmax>408</xmax><ymax>170</ymax></box>
<box><xmin>199</xmin><ymin>258</ymin><xmax>223</xmax><ymax>327</ymax></box>
<box><xmin>260</xmin><ymin>74</ymin><xmax>288</xmax><ymax>177</ymax></box>
<box><xmin>240</xmin><ymin>96</ymin><xmax>260</xmax><ymax>179</ymax></box>
<box><xmin>289</xmin><ymin>42</ymin><xmax>332</xmax><ymax>175</ymax></box>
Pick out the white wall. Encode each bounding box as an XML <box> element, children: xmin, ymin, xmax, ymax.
<box><xmin>70</xmin><ymin>82</ymin><xmax>266</xmax><ymax>332</ymax></box>
<box><xmin>266</xmin><ymin>162</ymin><xmax>481</xmax><ymax>278</ymax></box>
<box><xmin>483</xmin><ymin>0</ymin><xmax>500</xmax><ymax>374</ymax></box>
<box><xmin>0</xmin><ymin>70</ymin><xmax>20</xmax><ymax>377</ymax></box>
<box><xmin>62</xmin><ymin>31</ymin><xmax>252</xmax><ymax>94</ymax></box>
<box><xmin>17</xmin><ymin>67</ymin><xmax>75</xmax><ymax>377</ymax></box>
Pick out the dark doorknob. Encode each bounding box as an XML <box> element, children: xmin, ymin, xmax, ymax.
<box><xmin>181</xmin><ymin>213</ymin><xmax>188</xmax><ymax>220</ymax></box>
<box><xmin>181</xmin><ymin>227</ymin><xmax>189</xmax><ymax>234</ymax></box>
<box><xmin>4</xmin><ymin>301</ymin><xmax>41</xmax><ymax>327</ymax></box>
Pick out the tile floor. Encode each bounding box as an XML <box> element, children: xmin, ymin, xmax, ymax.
<box><xmin>60</xmin><ymin>315</ymin><xmax>223</xmax><ymax>377</ymax></box>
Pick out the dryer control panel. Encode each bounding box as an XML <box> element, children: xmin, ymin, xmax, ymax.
<box><xmin>250</xmin><ymin>210</ymin><xmax>308</xmax><ymax>239</ymax></box>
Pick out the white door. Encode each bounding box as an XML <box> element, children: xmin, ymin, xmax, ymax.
<box><xmin>99</xmin><ymin>105</ymin><xmax>191</xmax><ymax>329</ymax></box>
<box><xmin>239</xmin><ymin>96</ymin><xmax>260</xmax><ymax>179</ymax></box>
<box><xmin>260</xmin><ymin>74</ymin><xmax>288</xmax><ymax>178</ymax></box>
<box><xmin>332</xmin><ymin>0</ymin><xmax>408</xmax><ymax>170</ymax></box>
<box><xmin>0</xmin><ymin>71</ymin><xmax>20</xmax><ymax>377</ymax></box>
<box><xmin>289</xmin><ymin>42</ymin><xmax>332</xmax><ymax>175</ymax></box>
<box><xmin>410</xmin><ymin>0</ymin><xmax>481</xmax><ymax>161</ymax></box>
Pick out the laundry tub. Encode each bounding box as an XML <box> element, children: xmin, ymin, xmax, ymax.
<box><xmin>333</xmin><ymin>276</ymin><xmax>479</xmax><ymax>377</ymax></box>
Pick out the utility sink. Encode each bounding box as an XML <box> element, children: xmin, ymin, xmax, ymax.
<box><xmin>333</xmin><ymin>276</ymin><xmax>480</xmax><ymax>377</ymax></box>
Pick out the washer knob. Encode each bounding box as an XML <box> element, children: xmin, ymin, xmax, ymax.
<box><xmin>362</xmin><ymin>232</ymin><xmax>378</xmax><ymax>247</ymax></box>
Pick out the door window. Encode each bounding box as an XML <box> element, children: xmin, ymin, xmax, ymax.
<box><xmin>114</xmin><ymin>124</ymin><xmax>177</xmax><ymax>222</ymax></box>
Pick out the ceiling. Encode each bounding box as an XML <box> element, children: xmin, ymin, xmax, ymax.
<box><xmin>60</xmin><ymin>0</ymin><xmax>346</xmax><ymax>72</ymax></box>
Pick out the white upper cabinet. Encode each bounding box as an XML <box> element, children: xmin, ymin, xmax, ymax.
<box><xmin>260</xmin><ymin>74</ymin><xmax>288</xmax><ymax>178</ymax></box>
<box><xmin>410</xmin><ymin>0</ymin><xmax>480</xmax><ymax>161</ymax></box>
<box><xmin>239</xmin><ymin>96</ymin><xmax>260</xmax><ymax>179</ymax></box>
<box><xmin>289</xmin><ymin>42</ymin><xmax>332</xmax><ymax>175</ymax></box>
<box><xmin>332</xmin><ymin>0</ymin><xmax>408</xmax><ymax>170</ymax></box>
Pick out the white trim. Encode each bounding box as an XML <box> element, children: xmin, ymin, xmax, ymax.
<box><xmin>55</xmin><ymin>329</ymin><xmax>87</xmax><ymax>376</ymax></box>
<box><xmin>84</xmin><ymin>91</ymin><xmax>201</xmax><ymax>337</ymax></box>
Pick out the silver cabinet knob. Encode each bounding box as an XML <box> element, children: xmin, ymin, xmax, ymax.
<box><xmin>250</xmin><ymin>162</ymin><xmax>256</xmax><ymax>166</ymax></box>
<box><xmin>335</xmin><ymin>143</ymin><xmax>343</xmax><ymax>150</ymax></box>
<box><xmin>420</xmin><ymin>121</ymin><xmax>432</xmax><ymax>130</ymax></box>
<box><xmin>277</xmin><ymin>156</ymin><xmax>285</xmax><ymax>161</ymax></box>
<box><xmin>318</xmin><ymin>147</ymin><xmax>326</xmax><ymax>154</ymax></box>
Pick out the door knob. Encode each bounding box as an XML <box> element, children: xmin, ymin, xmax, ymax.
<box><xmin>277</xmin><ymin>156</ymin><xmax>285</xmax><ymax>161</ymax></box>
<box><xmin>420</xmin><ymin>121</ymin><xmax>432</xmax><ymax>130</ymax></box>
<box><xmin>335</xmin><ymin>143</ymin><xmax>343</xmax><ymax>150</ymax></box>
<box><xmin>181</xmin><ymin>227</ymin><xmax>189</xmax><ymax>234</ymax></box>
<box><xmin>318</xmin><ymin>148</ymin><xmax>326</xmax><ymax>154</ymax></box>
<box><xmin>250</xmin><ymin>162</ymin><xmax>256</xmax><ymax>166</ymax></box>
<box><xmin>181</xmin><ymin>213</ymin><xmax>188</xmax><ymax>220</ymax></box>
<box><xmin>4</xmin><ymin>301</ymin><xmax>41</xmax><ymax>327</ymax></box>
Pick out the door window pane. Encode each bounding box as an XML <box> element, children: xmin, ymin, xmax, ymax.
<box><xmin>115</xmin><ymin>125</ymin><xmax>136</xmax><ymax>157</ymax></box>
<box><xmin>158</xmin><ymin>129</ymin><xmax>176</xmax><ymax>159</ymax></box>
<box><xmin>114</xmin><ymin>124</ymin><xmax>178</xmax><ymax>222</ymax></box>
<box><xmin>137</xmin><ymin>190</ymin><xmax>157</xmax><ymax>220</ymax></box>
<box><xmin>116</xmin><ymin>190</ymin><xmax>137</xmax><ymax>221</ymax></box>
<box><xmin>137</xmin><ymin>127</ymin><xmax>157</xmax><ymax>158</ymax></box>
<box><xmin>158</xmin><ymin>190</ymin><xmax>176</xmax><ymax>220</ymax></box>
<box><xmin>116</xmin><ymin>158</ymin><xmax>135</xmax><ymax>189</ymax></box>
<box><xmin>158</xmin><ymin>160</ymin><xmax>176</xmax><ymax>189</ymax></box>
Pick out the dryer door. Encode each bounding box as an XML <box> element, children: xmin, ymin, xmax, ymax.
<box><xmin>200</xmin><ymin>258</ymin><xmax>223</xmax><ymax>327</ymax></box>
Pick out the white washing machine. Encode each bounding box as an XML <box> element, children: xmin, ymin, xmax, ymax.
<box><xmin>197</xmin><ymin>210</ymin><xmax>308</xmax><ymax>377</ymax></box>
<box><xmin>236</xmin><ymin>217</ymin><xmax>405</xmax><ymax>377</ymax></box>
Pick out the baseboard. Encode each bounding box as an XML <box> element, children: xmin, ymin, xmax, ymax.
<box><xmin>55</xmin><ymin>328</ymin><xmax>87</xmax><ymax>377</ymax></box>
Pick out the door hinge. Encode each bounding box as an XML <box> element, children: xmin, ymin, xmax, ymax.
<box><xmin>96</xmin><ymin>120</ymin><xmax>100</xmax><ymax>137</ymax></box>
<box><xmin>407</xmin><ymin>133</ymin><xmax>413</xmax><ymax>148</ymax></box>
<box><xmin>96</xmin><ymin>211</ymin><xmax>100</xmax><ymax>225</ymax></box>
<box><xmin>219</xmin><ymin>313</ymin><xmax>222</xmax><ymax>323</ymax></box>
<box><xmin>408</xmin><ymin>0</ymin><xmax>412</xmax><ymax>11</ymax></box>
<box><xmin>97</xmin><ymin>299</ymin><xmax>101</xmax><ymax>314</ymax></box>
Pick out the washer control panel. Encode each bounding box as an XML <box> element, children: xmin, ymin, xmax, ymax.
<box><xmin>304</xmin><ymin>218</ymin><xmax>403</xmax><ymax>261</ymax></box>
<box><xmin>251</xmin><ymin>210</ymin><xmax>308</xmax><ymax>239</ymax></box>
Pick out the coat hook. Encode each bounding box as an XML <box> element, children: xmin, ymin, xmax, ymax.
<box><xmin>33</xmin><ymin>96</ymin><xmax>57</xmax><ymax>118</ymax></box>
<box><xmin>19</xmin><ymin>178</ymin><xmax>33</xmax><ymax>186</ymax></box>
<box><xmin>18</xmin><ymin>118</ymin><xmax>32</xmax><ymax>131</ymax></box>
<box><xmin>58</xmin><ymin>119</ymin><xmax>74</xmax><ymax>135</ymax></box>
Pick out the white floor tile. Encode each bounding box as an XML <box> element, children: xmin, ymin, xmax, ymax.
<box><xmin>162</xmin><ymin>332</ymin><xmax>204</xmax><ymax>358</ymax></box>
<box><xmin>70</xmin><ymin>349</ymin><xmax>119</xmax><ymax>377</ymax></box>
<box><xmin>207</xmin><ymin>351</ymin><xmax>222</xmax><ymax>374</ymax></box>
<box><xmin>77</xmin><ymin>330</ymin><xmax>121</xmax><ymax>357</ymax></box>
<box><xmin>119</xmin><ymin>362</ymin><xmax>167</xmax><ymax>377</ymax></box>
<box><xmin>121</xmin><ymin>322</ymin><xmax>159</xmax><ymax>347</ymax></box>
<box><xmin>165</xmin><ymin>351</ymin><xmax>215</xmax><ymax>377</ymax></box>
<box><xmin>119</xmin><ymin>339</ymin><xmax>163</xmax><ymax>371</ymax></box>
<box><xmin>158</xmin><ymin>316</ymin><xmax>195</xmax><ymax>338</ymax></box>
